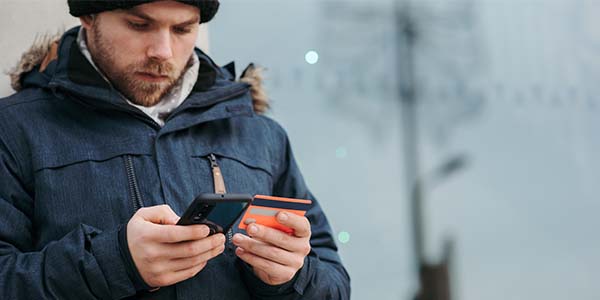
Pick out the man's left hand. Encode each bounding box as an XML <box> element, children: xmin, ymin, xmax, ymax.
<box><xmin>232</xmin><ymin>212</ymin><xmax>311</xmax><ymax>285</ymax></box>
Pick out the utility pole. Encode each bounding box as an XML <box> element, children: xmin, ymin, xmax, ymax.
<box><xmin>395</xmin><ymin>1</ymin><xmax>455</xmax><ymax>300</ymax></box>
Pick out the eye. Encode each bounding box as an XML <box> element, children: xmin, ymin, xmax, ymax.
<box><xmin>128</xmin><ymin>21</ymin><xmax>149</xmax><ymax>31</ymax></box>
<box><xmin>173</xmin><ymin>26</ymin><xmax>192</xmax><ymax>35</ymax></box>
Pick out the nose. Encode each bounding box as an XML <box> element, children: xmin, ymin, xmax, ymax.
<box><xmin>147</xmin><ymin>31</ymin><xmax>173</xmax><ymax>61</ymax></box>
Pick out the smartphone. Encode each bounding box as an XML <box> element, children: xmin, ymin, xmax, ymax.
<box><xmin>177</xmin><ymin>193</ymin><xmax>253</xmax><ymax>235</ymax></box>
<box><xmin>239</xmin><ymin>195</ymin><xmax>312</xmax><ymax>235</ymax></box>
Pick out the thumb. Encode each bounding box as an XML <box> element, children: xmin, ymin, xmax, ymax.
<box><xmin>135</xmin><ymin>205</ymin><xmax>180</xmax><ymax>225</ymax></box>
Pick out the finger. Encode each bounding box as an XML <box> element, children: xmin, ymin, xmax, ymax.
<box><xmin>276</xmin><ymin>212</ymin><xmax>311</xmax><ymax>238</ymax></box>
<box><xmin>136</xmin><ymin>205</ymin><xmax>180</xmax><ymax>225</ymax></box>
<box><xmin>244</xmin><ymin>224</ymin><xmax>310</xmax><ymax>254</ymax></box>
<box><xmin>167</xmin><ymin>243</ymin><xmax>225</xmax><ymax>272</ymax></box>
<box><xmin>150</xmin><ymin>224</ymin><xmax>211</xmax><ymax>243</ymax></box>
<box><xmin>232</xmin><ymin>234</ymin><xmax>300</xmax><ymax>267</ymax></box>
<box><xmin>235</xmin><ymin>247</ymin><xmax>297</xmax><ymax>280</ymax></box>
<box><xmin>152</xmin><ymin>260</ymin><xmax>209</xmax><ymax>287</ymax></box>
<box><xmin>173</xmin><ymin>260</ymin><xmax>209</xmax><ymax>282</ymax></box>
<box><xmin>163</xmin><ymin>233</ymin><xmax>226</xmax><ymax>259</ymax></box>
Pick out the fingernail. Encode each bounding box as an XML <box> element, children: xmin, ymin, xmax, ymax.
<box><xmin>278</xmin><ymin>212</ymin><xmax>288</xmax><ymax>221</ymax></box>
<box><xmin>248</xmin><ymin>224</ymin><xmax>258</xmax><ymax>234</ymax></box>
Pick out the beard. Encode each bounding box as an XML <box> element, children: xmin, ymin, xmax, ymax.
<box><xmin>88</xmin><ymin>23</ymin><xmax>190</xmax><ymax>107</ymax></box>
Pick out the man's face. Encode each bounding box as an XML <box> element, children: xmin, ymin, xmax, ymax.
<box><xmin>81</xmin><ymin>1</ymin><xmax>200</xmax><ymax>107</ymax></box>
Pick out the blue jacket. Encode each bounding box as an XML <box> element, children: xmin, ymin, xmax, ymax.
<box><xmin>0</xmin><ymin>27</ymin><xmax>350</xmax><ymax>299</ymax></box>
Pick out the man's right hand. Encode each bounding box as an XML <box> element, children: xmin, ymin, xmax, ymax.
<box><xmin>126</xmin><ymin>205</ymin><xmax>226</xmax><ymax>288</ymax></box>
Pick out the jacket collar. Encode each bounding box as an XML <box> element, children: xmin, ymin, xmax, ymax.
<box><xmin>43</xmin><ymin>26</ymin><xmax>251</xmax><ymax>126</ymax></box>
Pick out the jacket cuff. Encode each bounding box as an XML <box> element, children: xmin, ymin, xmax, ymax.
<box><xmin>117</xmin><ymin>224</ymin><xmax>153</xmax><ymax>292</ymax></box>
<box><xmin>88</xmin><ymin>225</ymin><xmax>137</xmax><ymax>299</ymax></box>
<box><xmin>238</xmin><ymin>256</ymin><xmax>312</xmax><ymax>298</ymax></box>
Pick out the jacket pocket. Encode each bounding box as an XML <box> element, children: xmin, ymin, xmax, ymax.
<box><xmin>190</xmin><ymin>150</ymin><xmax>274</xmax><ymax>196</ymax></box>
<box><xmin>31</xmin><ymin>141</ymin><xmax>153</xmax><ymax>246</ymax></box>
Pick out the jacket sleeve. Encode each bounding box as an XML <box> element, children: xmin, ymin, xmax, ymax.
<box><xmin>239</xmin><ymin>131</ymin><xmax>351</xmax><ymax>300</ymax></box>
<box><xmin>0</xmin><ymin>136</ymin><xmax>137</xmax><ymax>300</ymax></box>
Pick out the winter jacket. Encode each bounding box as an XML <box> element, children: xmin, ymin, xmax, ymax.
<box><xmin>0</xmin><ymin>26</ymin><xmax>350</xmax><ymax>300</ymax></box>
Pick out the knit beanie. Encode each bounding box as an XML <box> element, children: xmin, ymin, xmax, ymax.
<box><xmin>68</xmin><ymin>0</ymin><xmax>220</xmax><ymax>23</ymax></box>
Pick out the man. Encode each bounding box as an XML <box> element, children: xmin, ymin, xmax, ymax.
<box><xmin>0</xmin><ymin>1</ymin><xmax>350</xmax><ymax>299</ymax></box>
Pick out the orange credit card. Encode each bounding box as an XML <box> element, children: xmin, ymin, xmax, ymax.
<box><xmin>239</xmin><ymin>195</ymin><xmax>312</xmax><ymax>235</ymax></box>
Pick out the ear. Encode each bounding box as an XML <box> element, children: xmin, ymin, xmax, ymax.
<box><xmin>79</xmin><ymin>15</ymin><xmax>95</xmax><ymax>30</ymax></box>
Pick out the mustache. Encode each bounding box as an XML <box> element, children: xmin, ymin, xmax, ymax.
<box><xmin>134</xmin><ymin>60</ymin><xmax>175</xmax><ymax>77</ymax></box>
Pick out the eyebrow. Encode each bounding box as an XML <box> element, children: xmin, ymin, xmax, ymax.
<box><xmin>126</xmin><ymin>7</ymin><xmax>200</xmax><ymax>26</ymax></box>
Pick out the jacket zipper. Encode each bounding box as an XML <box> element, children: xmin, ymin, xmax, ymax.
<box><xmin>124</xmin><ymin>155</ymin><xmax>144</xmax><ymax>212</ymax></box>
<box><xmin>207</xmin><ymin>154</ymin><xmax>235</xmax><ymax>254</ymax></box>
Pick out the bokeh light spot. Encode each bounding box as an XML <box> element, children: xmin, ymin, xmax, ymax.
<box><xmin>305</xmin><ymin>50</ymin><xmax>319</xmax><ymax>65</ymax></box>
<box><xmin>336</xmin><ymin>147</ymin><xmax>348</xmax><ymax>159</ymax></box>
<box><xmin>338</xmin><ymin>231</ymin><xmax>350</xmax><ymax>244</ymax></box>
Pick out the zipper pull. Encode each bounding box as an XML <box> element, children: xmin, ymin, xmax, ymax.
<box><xmin>208</xmin><ymin>153</ymin><xmax>219</xmax><ymax>169</ymax></box>
<box><xmin>208</xmin><ymin>154</ymin><xmax>227</xmax><ymax>194</ymax></box>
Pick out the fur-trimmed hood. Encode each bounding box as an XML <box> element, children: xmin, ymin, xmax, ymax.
<box><xmin>8</xmin><ymin>29</ymin><xmax>269</xmax><ymax>114</ymax></box>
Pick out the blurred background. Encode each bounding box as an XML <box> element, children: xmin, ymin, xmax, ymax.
<box><xmin>1</xmin><ymin>0</ymin><xmax>600</xmax><ymax>299</ymax></box>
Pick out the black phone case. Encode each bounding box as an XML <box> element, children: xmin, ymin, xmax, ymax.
<box><xmin>176</xmin><ymin>193</ymin><xmax>252</xmax><ymax>235</ymax></box>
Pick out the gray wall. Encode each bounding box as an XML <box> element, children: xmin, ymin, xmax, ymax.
<box><xmin>1</xmin><ymin>1</ymin><xmax>77</xmax><ymax>96</ymax></box>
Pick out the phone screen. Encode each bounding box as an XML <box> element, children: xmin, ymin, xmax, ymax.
<box><xmin>207</xmin><ymin>201</ymin><xmax>248</xmax><ymax>230</ymax></box>
<box><xmin>177</xmin><ymin>194</ymin><xmax>252</xmax><ymax>234</ymax></box>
